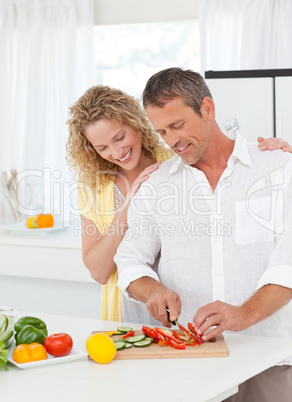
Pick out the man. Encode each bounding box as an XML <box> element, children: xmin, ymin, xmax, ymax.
<box><xmin>114</xmin><ymin>68</ymin><xmax>292</xmax><ymax>401</ymax></box>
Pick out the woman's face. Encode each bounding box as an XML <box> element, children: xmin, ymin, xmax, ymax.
<box><xmin>85</xmin><ymin>118</ymin><xmax>143</xmax><ymax>171</ymax></box>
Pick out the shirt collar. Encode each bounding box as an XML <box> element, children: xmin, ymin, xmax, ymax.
<box><xmin>169</xmin><ymin>131</ymin><xmax>252</xmax><ymax>175</ymax></box>
<box><xmin>228</xmin><ymin>131</ymin><xmax>252</xmax><ymax>169</ymax></box>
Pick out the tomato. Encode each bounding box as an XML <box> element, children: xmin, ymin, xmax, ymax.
<box><xmin>44</xmin><ymin>333</ymin><xmax>73</xmax><ymax>357</ymax></box>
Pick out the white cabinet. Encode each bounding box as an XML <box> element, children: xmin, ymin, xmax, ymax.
<box><xmin>275</xmin><ymin>76</ymin><xmax>292</xmax><ymax>143</ymax></box>
<box><xmin>205</xmin><ymin>69</ymin><xmax>292</xmax><ymax>142</ymax></box>
<box><xmin>0</xmin><ymin>227</ymin><xmax>101</xmax><ymax>318</ymax></box>
<box><xmin>206</xmin><ymin>77</ymin><xmax>274</xmax><ymax>142</ymax></box>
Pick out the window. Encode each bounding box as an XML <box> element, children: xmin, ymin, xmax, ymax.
<box><xmin>94</xmin><ymin>20</ymin><xmax>200</xmax><ymax>98</ymax></box>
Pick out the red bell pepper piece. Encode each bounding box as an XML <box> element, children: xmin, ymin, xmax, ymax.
<box><xmin>155</xmin><ymin>328</ymin><xmax>183</xmax><ymax>342</ymax></box>
<box><xmin>178</xmin><ymin>324</ymin><xmax>199</xmax><ymax>345</ymax></box>
<box><xmin>168</xmin><ymin>338</ymin><xmax>186</xmax><ymax>350</ymax></box>
<box><xmin>188</xmin><ymin>323</ymin><xmax>204</xmax><ymax>345</ymax></box>
<box><xmin>120</xmin><ymin>330</ymin><xmax>135</xmax><ymax>339</ymax></box>
<box><xmin>142</xmin><ymin>326</ymin><xmax>160</xmax><ymax>341</ymax></box>
<box><xmin>155</xmin><ymin>328</ymin><xmax>185</xmax><ymax>348</ymax></box>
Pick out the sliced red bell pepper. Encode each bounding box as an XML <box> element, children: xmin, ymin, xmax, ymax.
<box><xmin>120</xmin><ymin>330</ymin><xmax>135</xmax><ymax>339</ymax></box>
<box><xmin>188</xmin><ymin>323</ymin><xmax>204</xmax><ymax>344</ymax></box>
<box><xmin>155</xmin><ymin>328</ymin><xmax>183</xmax><ymax>342</ymax></box>
<box><xmin>168</xmin><ymin>338</ymin><xmax>186</xmax><ymax>350</ymax></box>
<box><xmin>155</xmin><ymin>327</ymin><xmax>185</xmax><ymax>347</ymax></box>
<box><xmin>172</xmin><ymin>330</ymin><xmax>190</xmax><ymax>343</ymax></box>
<box><xmin>178</xmin><ymin>324</ymin><xmax>199</xmax><ymax>345</ymax></box>
<box><xmin>142</xmin><ymin>326</ymin><xmax>159</xmax><ymax>340</ymax></box>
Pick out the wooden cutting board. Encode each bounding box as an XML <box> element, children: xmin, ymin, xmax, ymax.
<box><xmin>90</xmin><ymin>330</ymin><xmax>229</xmax><ymax>359</ymax></box>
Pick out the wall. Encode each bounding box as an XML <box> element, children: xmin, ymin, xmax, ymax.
<box><xmin>94</xmin><ymin>0</ymin><xmax>200</xmax><ymax>25</ymax></box>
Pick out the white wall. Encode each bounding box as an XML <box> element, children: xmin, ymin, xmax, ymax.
<box><xmin>94</xmin><ymin>0</ymin><xmax>200</xmax><ymax>25</ymax></box>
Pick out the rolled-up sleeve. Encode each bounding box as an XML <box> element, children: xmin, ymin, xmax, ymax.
<box><xmin>257</xmin><ymin>160</ymin><xmax>292</xmax><ymax>290</ymax></box>
<box><xmin>115</xmin><ymin>183</ymin><xmax>161</xmax><ymax>301</ymax></box>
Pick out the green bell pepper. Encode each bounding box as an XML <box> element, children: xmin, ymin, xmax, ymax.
<box><xmin>14</xmin><ymin>316</ymin><xmax>48</xmax><ymax>346</ymax></box>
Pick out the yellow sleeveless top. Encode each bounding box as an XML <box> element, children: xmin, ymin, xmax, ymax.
<box><xmin>77</xmin><ymin>147</ymin><xmax>174</xmax><ymax>321</ymax></box>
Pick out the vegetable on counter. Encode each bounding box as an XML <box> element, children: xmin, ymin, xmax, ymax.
<box><xmin>14</xmin><ymin>316</ymin><xmax>48</xmax><ymax>346</ymax></box>
<box><xmin>0</xmin><ymin>341</ymin><xmax>9</xmax><ymax>370</ymax></box>
<box><xmin>0</xmin><ymin>314</ymin><xmax>15</xmax><ymax>370</ymax></box>
<box><xmin>44</xmin><ymin>333</ymin><xmax>73</xmax><ymax>357</ymax></box>
<box><xmin>0</xmin><ymin>314</ymin><xmax>15</xmax><ymax>347</ymax></box>
<box><xmin>86</xmin><ymin>333</ymin><xmax>116</xmax><ymax>364</ymax></box>
<box><xmin>12</xmin><ymin>343</ymin><xmax>47</xmax><ymax>364</ymax></box>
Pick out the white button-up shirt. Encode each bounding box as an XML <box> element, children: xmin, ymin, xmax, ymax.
<box><xmin>115</xmin><ymin>133</ymin><xmax>292</xmax><ymax>364</ymax></box>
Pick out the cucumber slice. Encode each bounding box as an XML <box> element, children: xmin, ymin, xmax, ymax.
<box><xmin>117</xmin><ymin>326</ymin><xmax>133</xmax><ymax>333</ymax></box>
<box><xmin>145</xmin><ymin>337</ymin><xmax>154</xmax><ymax>343</ymax></box>
<box><xmin>126</xmin><ymin>335</ymin><xmax>146</xmax><ymax>343</ymax></box>
<box><xmin>133</xmin><ymin>339</ymin><xmax>152</xmax><ymax>347</ymax></box>
<box><xmin>124</xmin><ymin>343</ymin><xmax>132</xmax><ymax>349</ymax></box>
<box><xmin>115</xmin><ymin>341</ymin><xmax>126</xmax><ymax>351</ymax></box>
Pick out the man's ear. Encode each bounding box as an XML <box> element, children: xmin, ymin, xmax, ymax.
<box><xmin>200</xmin><ymin>97</ymin><xmax>215</xmax><ymax>119</ymax></box>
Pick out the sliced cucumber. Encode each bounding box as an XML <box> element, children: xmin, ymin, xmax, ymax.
<box><xmin>126</xmin><ymin>335</ymin><xmax>146</xmax><ymax>343</ymax></box>
<box><xmin>117</xmin><ymin>326</ymin><xmax>133</xmax><ymax>333</ymax></box>
<box><xmin>115</xmin><ymin>341</ymin><xmax>126</xmax><ymax>351</ymax></box>
<box><xmin>145</xmin><ymin>337</ymin><xmax>154</xmax><ymax>343</ymax></box>
<box><xmin>124</xmin><ymin>343</ymin><xmax>132</xmax><ymax>349</ymax></box>
<box><xmin>133</xmin><ymin>339</ymin><xmax>152</xmax><ymax>348</ymax></box>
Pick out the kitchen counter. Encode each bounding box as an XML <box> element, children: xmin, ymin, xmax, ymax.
<box><xmin>2</xmin><ymin>310</ymin><xmax>292</xmax><ymax>402</ymax></box>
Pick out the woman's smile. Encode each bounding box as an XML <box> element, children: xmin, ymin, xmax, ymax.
<box><xmin>117</xmin><ymin>148</ymin><xmax>133</xmax><ymax>163</ymax></box>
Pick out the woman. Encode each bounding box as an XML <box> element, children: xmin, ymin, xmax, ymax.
<box><xmin>67</xmin><ymin>85</ymin><xmax>291</xmax><ymax>322</ymax></box>
<box><xmin>66</xmin><ymin>85</ymin><xmax>174</xmax><ymax>321</ymax></box>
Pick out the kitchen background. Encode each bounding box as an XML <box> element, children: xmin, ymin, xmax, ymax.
<box><xmin>0</xmin><ymin>0</ymin><xmax>291</xmax><ymax>318</ymax></box>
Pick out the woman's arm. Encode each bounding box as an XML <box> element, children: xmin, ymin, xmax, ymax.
<box><xmin>81</xmin><ymin>162</ymin><xmax>162</xmax><ymax>284</ymax></box>
<box><xmin>258</xmin><ymin>136</ymin><xmax>292</xmax><ymax>152</ymax></box>
<box><xmin>81</xmin><ymin>208</ymin><xmax>129</xmax><ymax>284</ymax></box>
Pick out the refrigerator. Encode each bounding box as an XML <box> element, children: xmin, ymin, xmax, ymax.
<box><xmin>205</xmin><ymin>69</ymin><xmax>292</xmax><ymax>143</ymax></box>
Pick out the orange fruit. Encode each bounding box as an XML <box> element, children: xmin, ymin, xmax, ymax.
<box><xmin>36</xmin><ymin>214</ymin><xmax>54</xmax><ymax>228</ymax></box>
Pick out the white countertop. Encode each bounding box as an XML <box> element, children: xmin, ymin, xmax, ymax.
<box><xmin>2</xmin><ymin>310</ymin><xmax>292</xmax><ymax>402</ymax></box>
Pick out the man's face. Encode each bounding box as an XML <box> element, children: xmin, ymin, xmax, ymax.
<box><xmin>146</xmin><ymin>97</ymin><xmax>213</xmax><ymax>166</ymax></box>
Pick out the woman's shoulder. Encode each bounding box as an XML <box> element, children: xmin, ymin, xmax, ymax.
<box><xmin>155</xmin><ymin>146</ymin><xmax>175</xmax><ymax>162</ymax></box>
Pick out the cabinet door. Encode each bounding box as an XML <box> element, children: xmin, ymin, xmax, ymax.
<box><xmin>275</xmin><ymin>77</ymin><xmax>292</xmax><ymax>142</ymax></box>
<box><xmin>206</xmin><ymin>78</ymin><xmax>274</xmax><ymax>142</ymax></box>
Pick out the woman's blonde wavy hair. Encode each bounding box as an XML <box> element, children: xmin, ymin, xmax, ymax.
<box><xmin>66</xmin><ymin>85</ymin><xmax>165</xmax><ymax>187</ymax></box>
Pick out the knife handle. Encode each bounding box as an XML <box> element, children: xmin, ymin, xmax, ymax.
<box><xmin>166</xmin><ymin>307</ymin><xmax>176</xmax><ymax>326</ymax></box>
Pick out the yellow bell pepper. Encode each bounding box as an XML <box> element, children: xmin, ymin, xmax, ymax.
<box><xmin>12</xmin><ymin>343</ymin><xmax>48</xmax><ymax>364</ymax></box>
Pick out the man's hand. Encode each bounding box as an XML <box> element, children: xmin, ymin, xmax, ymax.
<box><xmin>193</xmin><ymin>285</ymin><xmax>292</xmax><ymax>341</ymax></box>
<box><xmin>146</xmin><ymin>288</ymin><xmax>182</xmax><ymax>328</ymax></box>
<box><xmin>192</xmin><ymin>301</ymin><xmax>251</xmax><ymax>341</ymax></box>
<box><xmin>127</xmin><ymin>277</ymin><xmax>182</xmax><ymax>327</ymax></box>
